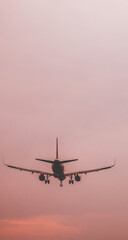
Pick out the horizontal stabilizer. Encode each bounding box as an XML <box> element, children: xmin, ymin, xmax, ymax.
<box><xmin>61</xmin><ymin>159</ymin><xmax>78</xmax><ymax>164</ymax></box>
<box><xmin>35</xmin><ymin>158</ymin><xmax>54</xmax><ymax>164</ymax></box>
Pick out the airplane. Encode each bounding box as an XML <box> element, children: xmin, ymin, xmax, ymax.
<box><xmin>4</xmin><ymin>138</ymin><xmax>115</xmax><ymax>187</ymax></box>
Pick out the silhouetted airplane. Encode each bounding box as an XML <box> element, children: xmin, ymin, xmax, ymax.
<box><xmin>4</xmin><ymin>138</ymin><xmax>115</xmax><ymax>187</ymax></box>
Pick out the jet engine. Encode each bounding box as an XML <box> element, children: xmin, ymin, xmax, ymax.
<box><xmin>39</xmin><ymin>174</ymin><xmax>45</xmax><ymax>181</ymax></box>
<box><xmin>75</xmin><ymin>175</ymin><xmax>81</xmax><ymax>182</ymax></box>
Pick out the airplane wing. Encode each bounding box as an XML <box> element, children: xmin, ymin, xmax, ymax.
<box><xmin>65</xmin><ymin>162</ymin><xmax>115</xmax><ymax>177</ymax></box>
<box><xmin>4</xmin><ymin>164</ymin><xmax>54</xmax><ymax>176</ymax></box>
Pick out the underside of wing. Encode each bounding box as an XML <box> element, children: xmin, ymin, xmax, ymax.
<box><xmin>4</xmin><ymin>164</ymin><xmax>54</xmax><ymax>176</ymax></box>
<box><xmin>65</xmin><ymin>162</ymin><xmax>115</xmax><ymax>177</ymax></box>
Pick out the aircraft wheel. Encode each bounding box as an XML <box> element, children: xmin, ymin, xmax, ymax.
<box><xmin>45</xmin><ymin>180</ymin><xmax>50</xmax><ymax>184</ymax></box>
<box><xmin>69</xmin><ymin>180</ymin><xmax>74</xmax><ymax>184</ymax></box>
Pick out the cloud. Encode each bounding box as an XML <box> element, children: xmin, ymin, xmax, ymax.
<box><xmin>1</xmin><ymin>213</ymin><xmax>128</xmax><ymax>240</ymax></box>
<box><xmin>0</xmin><ymin>215</ymin><xmax>80</xmax><ymax>240</ymax></box>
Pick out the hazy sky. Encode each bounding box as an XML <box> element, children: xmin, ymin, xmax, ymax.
<box><xmin>0</xmin><ymin>1</ymin><xmax>128</xmax><ymax>239</ymax></box>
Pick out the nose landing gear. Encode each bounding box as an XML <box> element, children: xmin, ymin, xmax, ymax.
<box><xmin>60</xmin><ymin>181</ymin><xmax>63</xmax><ymax>187</ymax></box>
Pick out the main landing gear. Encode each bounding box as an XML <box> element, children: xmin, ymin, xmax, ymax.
<box><xmin>69</xmin><ymin>179</ymin><xmax>74</xmax><ymax>184</ymax></box>
<box><xmin>69</xmin><ymin>175</ymin><xmax>74</xmax><ymax>184</ymax></box>
<box><xmin>45</xmin><ymin>175</ymin><xmax>50</xmax><ymax>184</ymax></box>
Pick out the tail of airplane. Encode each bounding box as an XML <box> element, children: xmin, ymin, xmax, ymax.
<box><xmin>35</xmin><ymin>158</ymin><xmax>54</xmax><ymax>163</ymax></box>
<box><xmin>56</xmin><ymin>137</ymin><xmax>58</xmax><ymax>159</ymax></box>
<box><xmin>60</xmin><ymin>159</ymin><xmax>78</xmax><ymax>163</ymax></box>
<box><xmin>35</xmin><ymin>138</ymin><xmax>59</xmax><ymax>163</ymax></box>
<box><xmin>35</xmin><ymin>138</ymin><xmax>78</xmax><ymax>164</ymax></box>
<box><xmin>56</xmin><ymin>137</ymin><xmax>78</xmax><ymax>163</ymax></box>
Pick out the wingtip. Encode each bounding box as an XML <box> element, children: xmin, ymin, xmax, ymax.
<box><xmin>3</xmin><ymin>152</ymin><xmax>5</xmax><ymax>165</ymax></box>
<box><xmin>2</xmin><ymin>153</ymin><xmax>9</xmax><ymax>167</ymax></box>
<box><xmin>110</xmin><ymin>159</ymin><xmax>116</xmax><ymax>168</ymax></box>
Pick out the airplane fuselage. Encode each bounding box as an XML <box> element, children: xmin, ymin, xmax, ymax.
<box><xmin>52</xmin><ymin>160</ymin><xmax>66</xmax><ymax>181</ymax></box>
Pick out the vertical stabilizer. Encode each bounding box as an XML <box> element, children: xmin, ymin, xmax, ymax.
<box><xmin>56</xmin><ymin>137</ymin><xmax>58</xmax><ymax>159</ymax></box>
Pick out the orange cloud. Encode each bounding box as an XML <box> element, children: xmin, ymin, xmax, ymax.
<box><xmin>0</xmin><ymin>213</ymin><xmax>128</xmax><ymax>240</ymax></box>
<box><xmin>0</xmin><ymin>215</ymin><xmax>80</xmax><ymax>240</ymax></box>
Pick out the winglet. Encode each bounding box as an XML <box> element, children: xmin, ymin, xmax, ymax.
<box><xmin>110</xmin><ymin>158</ymin><xmax>116</xmax><ymax>168</ymax></box>
<box><xmin>114</xmin><ymin>158</ymin><xmax>116</xmax><ymax>166</ymax></box>
<box><xmin>3</xmin><ymin>155</ymin><xmax>8</xmax><ymax>167</ymax></box>
<box><xmin>3</xmin><ymin>152</ymin><xmax>5</xmax><ymax>165</ymax></box>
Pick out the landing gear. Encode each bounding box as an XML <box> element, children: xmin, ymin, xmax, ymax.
<box><xmin>69</xmin><ymin>175</ymin><xmax>74</xmax><ymax>184</ymax></box>
<box><xmin>69</xmin><ymin>180</ymin><xmax>74</xmax><ymax>184</ymax></box>
<box><xmin>45</xmin><ymin>180</ymin><xmax>50</xmax><ymax>184</ymax></box>
<box><xmin>60</xmin><ymin>181</ymin><xmax>63</xmax><ymax>187</ymax></box>
<box><xmin>45</xmin><ymin>175</ymin><xmax>50</xmax><ymax>184</ymax></box>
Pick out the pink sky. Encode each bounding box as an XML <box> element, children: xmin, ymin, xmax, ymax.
<box><xmin>0</xmin><ymin>0</ymin><xmax>128</xmax><ymax>239</ymax></box>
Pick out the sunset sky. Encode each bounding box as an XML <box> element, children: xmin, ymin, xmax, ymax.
<box><xmin>0</xmin><ymin>1</ymin><xmax>128</xmax><ymax>239</ymax></box>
